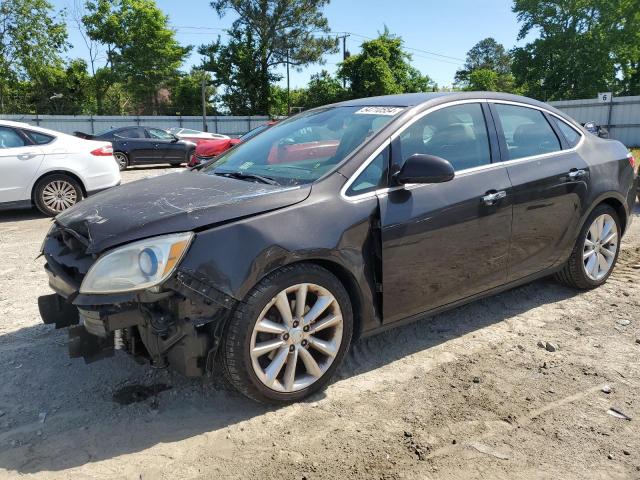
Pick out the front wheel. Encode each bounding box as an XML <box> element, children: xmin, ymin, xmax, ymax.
<box><xmin>555</xmin><ymin>204</ymin><xmax>621</xmax><ymax>289</ymax></box>
<box><xmin>222</xmin><ymin>264</ymin><xmax>353</xmax><ymax>404</ymax></box>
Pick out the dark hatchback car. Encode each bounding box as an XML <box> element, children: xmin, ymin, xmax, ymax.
<box><xmin>76</xmin><ymin>126</ymin><xmax>196</xmax><ymax>170</ymax></box>
<box><xmin>40</xmin><ymin>92</ymin><xmax>637</xmax><ymax>404</ymax></box>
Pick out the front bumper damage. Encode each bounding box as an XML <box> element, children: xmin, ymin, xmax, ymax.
<box><xmin>39</xmin><ymin>227</ymin><xmax>237</xmax><ymax>376</ymax></box>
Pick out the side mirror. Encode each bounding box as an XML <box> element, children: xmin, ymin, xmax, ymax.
<box><xmin>395</xmin><ymin>154</ymin><xmax>455</xmax><ymax>185</ymax></box>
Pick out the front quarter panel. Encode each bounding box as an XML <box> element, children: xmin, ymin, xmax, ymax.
<box><xmin>177</xmin><ymin>173</ymin><xmax>381</xmax><ymax>336</ymax></box>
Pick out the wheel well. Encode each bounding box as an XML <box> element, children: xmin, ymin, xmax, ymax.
<box><xmin>31</xmin><ymin>170</ymin><xmax>87</xmax><ymax>203</ymax></box>
<box><xmin>303</xmin><ymin>259</ymin><xmax>365</xmax><ymax>341</ymax></box>
<box><xmin>599</xmin><ymin>197</ymin><xmax>627</xmax><ymax>234</ymax></box>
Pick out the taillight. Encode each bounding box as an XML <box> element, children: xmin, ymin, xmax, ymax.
<box><xmin>90</xmin><ymin>145</ymin><xmax>113</xmax><ymax>156</ymax></box>
<box><xmin>628</xmin><ymin>152</ymin><xmax>638</xmax><ymax>174</ymax></box>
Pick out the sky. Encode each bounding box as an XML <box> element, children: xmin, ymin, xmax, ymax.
<box><xmin>53</xmin><ymin>0</ymin><xmax>532</xmax><ymax>89</ymax></box>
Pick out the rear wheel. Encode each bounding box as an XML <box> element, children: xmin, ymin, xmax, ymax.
<box><xmin>114</xmin><ymin>152</ymin><xmax>128</xmax><ymax>171</ymax></box>
<box><xmin>34</xmin><ymin>174</ymin><xmax>83</xmax><ymax>216</ymax></box>
<box><xmin>222</xmin><ymin>263</ymin><xmax>353</xmax><ymax>404</ymax></box>
<box><xmin>555</xmin><ymin>204</ymin><xmax>621</xmax><ymax>289</ymax></box>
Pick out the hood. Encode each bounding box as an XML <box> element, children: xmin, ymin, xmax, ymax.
<box><xmin>56</xmin><ymin>170</ymin><xmax>311</xmax><ymax>254</ymax></box>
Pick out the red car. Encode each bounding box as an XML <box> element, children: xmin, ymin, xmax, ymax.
<box><xmin>189</xmin><ymin>122</ymin><xmax>276</xmax><ymax>167</ymax></box>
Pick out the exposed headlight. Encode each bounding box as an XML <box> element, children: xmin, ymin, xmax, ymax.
<box><xmin>80</xmin><ymin>232</ymin><xmax>194</xmax><ymax>294</ymax></box>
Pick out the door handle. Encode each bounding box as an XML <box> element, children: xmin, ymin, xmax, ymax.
<box><xmin>17</xmin><ymin>152</ymin><xmax>38</xmax><ymax>160</ymax></box>
<box><xmin>567</xmin><ymin>169</ymin><xmax>587</xmax><ymax>180</ymax></box>
<box><xmin>482</xmin><ymin>190</ymin><xmax>507</xmax><ymax>206</ymax></box>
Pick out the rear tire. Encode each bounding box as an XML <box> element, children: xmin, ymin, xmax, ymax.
<box><xmin>555</xmin><ymin>204</ymin><xmax>621</xmax><ymax>289</ymax></box>
<box><xmin>222</xmin><ymin>263</ymin><xmax>353</xmax><ymax>404</ymax></box>
<box><xmin>34</xmin><ymin>174</ymin><xmax>83</xmax><ymax>216</ymax></box>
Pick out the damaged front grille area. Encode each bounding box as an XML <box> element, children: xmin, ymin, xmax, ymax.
<box><xmin>42</xmin><ymin>223</ymin><xmax>94</xmax><ymax>288</ymax></box>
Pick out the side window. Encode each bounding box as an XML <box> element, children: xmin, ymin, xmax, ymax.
<box><xmin>551</xmin><ymin>117</ymin><xmax>581</xmax><ymax>147</ymax></box>
<box><xmin>494</xmin><ymin>104</ymin><xmax>561</xmax><ymax>160</ymax></box>
<box><xmin>23</xmin><ymin>130</ymin><xmax>54</xmax><ymax>145</ymax></box>
<box><xmin>347</xmin><ymin>147</ymin><xmax>389</xmax><ymax>196</ymax></box>
<box><xmin>397</xmin><ymin>103</ymin><xmax>491</xmax><ymax>171</ymax></box>
<box><xmin>0</xmin><ymin>127</ymin><xmax>27</xmax><ymax>149</ymax></box>
<box><xmin>116</xmin><ymin>128</ymin><xmax>143</xmax><ymax>139</ymax></box>
<box><xmin>147</xmin><ymin>128</ymin><xmax>174</xmax><ymax>140</ymax></box>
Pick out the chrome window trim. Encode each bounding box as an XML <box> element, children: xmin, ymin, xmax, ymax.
<box><xmin>340</xmin><ymin>98</ymin><xmax>585</xmax><ymax>203</ymax></box>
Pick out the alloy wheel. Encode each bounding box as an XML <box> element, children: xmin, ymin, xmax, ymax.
<box><xmin>249</xmin><ymin>283</ymin><xmax>343</xmax><ymax>393</ymax></box>
<box><xmin>583</xmin><ymin>213</ymin><xmax>618</xmax><ymax>281</ymax></box>
<box><xmin>114</xmin><ymin>152</ymin><xmax>127</xmax><ymax>170</ymax></box>
<box><xmin>41</xmin><ymin>180</ymin><xmax>78</xmax><ymax>213</ymax></box>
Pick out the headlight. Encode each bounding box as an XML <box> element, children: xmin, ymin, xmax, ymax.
<box><xmin>80</xmin><ymin>232</ymin><xmax>193</xmax><ymax>294</ymax></box>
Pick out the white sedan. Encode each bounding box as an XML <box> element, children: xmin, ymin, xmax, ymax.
<box><xmin>0</xmin><ymin>120</ymin><xmax>121</xmax><ymax>216</ymax></box>
<box><xmin>167</xmin><ymin>127</ymin><xmax>230</xmax><ymax>143</ymax></box>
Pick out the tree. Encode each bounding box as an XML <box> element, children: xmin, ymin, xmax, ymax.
<box><xmin>205</xmin><ymin>0</ymin><xmax>337</xmax><ymax>114</ymax></box>
<box><xmin>338</xmin><ymin>30</ymin><xmax>435</xmax><ymax>98</ymax></box>
<box><xmin>455</xmin><ymin>38</ymin><xmax>515</xmax><ymax>91</ymax></box>
<box><xmin>83</xmin><ymin>0</ymin><xmax>191</xmax><ymax>113</ymax></box>
<box><xmin>169</xmin><ymin>70</ymin><xmax>217</xmax><ymax>116</ymax></box>
<box><xmin>0</xmin><ymin>0</ymin><xmax>68</xmax><ymax>113</ymax></box>
<box><xmin>301</xmin><ymin>70</ymin><xmax>347</xmax><ymax>108</ymax></box>
<box><xmin>200</xmin><ymin>27</ymin><xmax>277</xmax><ymax>115</ymax></box>
<box><xmin>511</xmin><ymin>0</ymin><xmax>617</xmax><ymax>100</ymax></box>
<box><xmin>31</xmin><ymin>59</ymin><xmax>94</xmax><ymax>114</ymax></box>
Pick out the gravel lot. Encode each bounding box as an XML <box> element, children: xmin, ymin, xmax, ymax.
<box><xmin>0</xmin><ymin>166</ymin><xmax>639</xmax><ymax>479</ymax></box>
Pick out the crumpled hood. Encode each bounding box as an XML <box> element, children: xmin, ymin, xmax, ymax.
<box><xmin>56</xmin><ymin>170</ymin><xmax>311</xmax><ymax>254</ymax></box>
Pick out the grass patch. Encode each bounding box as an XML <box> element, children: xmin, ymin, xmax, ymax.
<box><xmin>631</xmin><ymin>148</ymin><xmax>640</xmax><ymax>158</ymax></box>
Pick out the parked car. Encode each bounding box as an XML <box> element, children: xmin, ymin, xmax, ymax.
<box><xmin>582</xmin><ymin>121</ymin><xmax>609</xmax><ymax>138</ymax></box>
<box><xmin>167</xmin><ymin>127</ymin><xmax>230</xmax><ymax>144</ymax></box>
<box><xmin>75</xmin><ymin>126</ymin><xmax>196</xmax><ymax>170</ymax></box>
<box><xmin>188</xmin><ymin>122</ymin><xmax>276</xmax><ymax>167</ymax></box>
<box><xmin>0</xmin><ymin>120</ymin><xmax>120</xmax><ymax>216</ymax></box>
<box><xmin>39</xmin><ymin>92</ymin><xmax>638</xmax><ymax>404</ymax></box>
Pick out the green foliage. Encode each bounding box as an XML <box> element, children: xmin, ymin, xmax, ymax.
<box><xmin>0</xmin><ymin>0</ymin><xmax>68</xmax><ymax>113</ymax></box>
<box><xmin>510</xmin><ymin>0</ymin><xmax>625</xmax><ymax>100</ymax></box>
<box><xmin>203</xmin><ymin>0</ymin><xmax>337</xmax><ymax>114</ymax></box>
<box><xmin>83</xmin><ymin>0</ymin><xmax>191</xmax><ymax>113</ymax></box>
<box><xmin>338</xmin><ymin>30</ymin><xmax>435</xmax><ymax>98</ymax></box>
<box><xmin>455</xmin><ymin>37</ymin><xmax>517</xmax><ymax>93</ymax></box>
<box><xmin>200</xmin><ymin>27</ymin><xmax>278</xmax><ymax>115</ymax></box>
<box><xmin>301</xmin><ymin>71</ymin><xmax>348</xmax><ymax>108</ymax></box>
<box><xmin>169</xmin><ymin>71</ymin><xmax>217</xmax><ymax>116</ymax></box>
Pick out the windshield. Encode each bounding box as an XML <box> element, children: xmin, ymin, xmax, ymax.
<box><xmin>201</xmin><ymin>106</ymin><xmax>403</xmax><ymax>185</ymax></box>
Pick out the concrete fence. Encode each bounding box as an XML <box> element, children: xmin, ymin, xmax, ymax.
<box><xmin>549</xmin><ymin>95</ymin><xmax>640</xmax><ymax>147</ymax></box>
<box><xmin>0</xmin><ymin>114</ymin><xmax>274</xmax><ymax>137</ymax></box>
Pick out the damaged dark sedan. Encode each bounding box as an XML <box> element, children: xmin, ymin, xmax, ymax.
<box><xmin>39</xmin><ymin>92</ymin><xmax>638</xmax><ymax>403</ymax></box>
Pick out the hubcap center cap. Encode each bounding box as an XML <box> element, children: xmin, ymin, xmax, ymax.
<box><xmin>288</xmin><ymin>328</ymin><xmax>304</xmax><ymax>344</ymax></box>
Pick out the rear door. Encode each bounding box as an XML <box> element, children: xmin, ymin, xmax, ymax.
<box><xmin>0</xmin><ymin>126</ymin><xmax>44</xmax><ymax>203</ymax></box>
<box><xmin>489</xmin><ymin>102</ymin><xmax>589</xmax><ymax>281</ymax></box>
<box><xmin>377</xmin><ymin>102</ymin><xmax>513</xmax><ymax>324</ymax></box>
<box><xmin>114</xmin><ymin>127</ymin><xmax>152</xmax><ymax>163</ymax></box>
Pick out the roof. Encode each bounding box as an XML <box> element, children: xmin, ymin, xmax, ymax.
<box><xmin>338</xmin><ymin>91</ymin><xmax>554</xmax><ymax>109</ymax></box>
<box><xmin>0</xmin><ymin>119</ymin><xmax>31</xmax><ymax>128</ymax></box>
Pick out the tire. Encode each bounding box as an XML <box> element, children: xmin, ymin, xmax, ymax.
<box><xmin>114</xmin><ymin>152</ymin><xmax>128</xmax><ymax>171</ymax></box>
<box><xmin>34</xmin><ymin>174</ymin><xmax>84</xmax><ymax>217</ymax></box>
<box><xmin>555</xmin><ymin>204</ymin><xmax>621</xmax><ymax>289</ymax></box>
<box><xmin>170</xmin><ymin>162</ymin><xmax>183</xmax><ymax>167</ymax></box>
<box><xmin>222</xmin><ymin>263</ymin><xmax>353</xmax><ymax>404</ymax></box>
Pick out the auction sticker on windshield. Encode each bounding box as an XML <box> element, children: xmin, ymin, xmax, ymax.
<box><xmin>355</xmin><ymin>106</ymin><xmax>404</xmax><ymax>116</ymax></box>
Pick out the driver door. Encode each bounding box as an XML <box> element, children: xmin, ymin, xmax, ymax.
<box><xmin>378</xmin><ymin>103</ymin><xmax>513</xmax><ymax>324</ymax></box>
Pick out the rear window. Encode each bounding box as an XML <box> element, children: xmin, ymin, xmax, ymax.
<box><xmin>551</xmin><ymin>117</ymin><xmax>582</xmax><ymax>147</ymax></box>
<box><xmin>23</xmin><ymin>129</ymin><xmax>54</xmax><ymax>145</ymax></box>
<box><xmin>494</xmin><ymin>104</ymin><xmax>561</xmax><ymax>160</ymax></box>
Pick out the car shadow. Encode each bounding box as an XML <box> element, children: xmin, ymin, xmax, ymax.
<box><xmin>0</xmin><ymin>277</ymin><xmax>579</xmax><ymax>474</ymax></box>
<box><xmin>0</xmin><ymin>209</ymin><xmax>47</xmax><ymax>223</ymax></box>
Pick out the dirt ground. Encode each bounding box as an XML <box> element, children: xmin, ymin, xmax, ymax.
<box><xmin>0</xmin><ymin>166</ymin><xmax>639</xmax><ymax>479</ymax></box>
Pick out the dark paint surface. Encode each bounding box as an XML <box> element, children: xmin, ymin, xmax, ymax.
<box><xmin>55</xmin><ymin>171</ymin><xmax>310</xmax><ymax>254</ymax></box>
<box><xmin>47</xmin><ymin>92</ymin><xmax>636</xmax><ymax>338</ymax></box>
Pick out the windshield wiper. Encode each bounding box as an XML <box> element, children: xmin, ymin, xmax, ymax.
<box><xmin>215</xmin><ymin>171</ymin><xmax>280</xmax><ymax>185</ymax></box>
